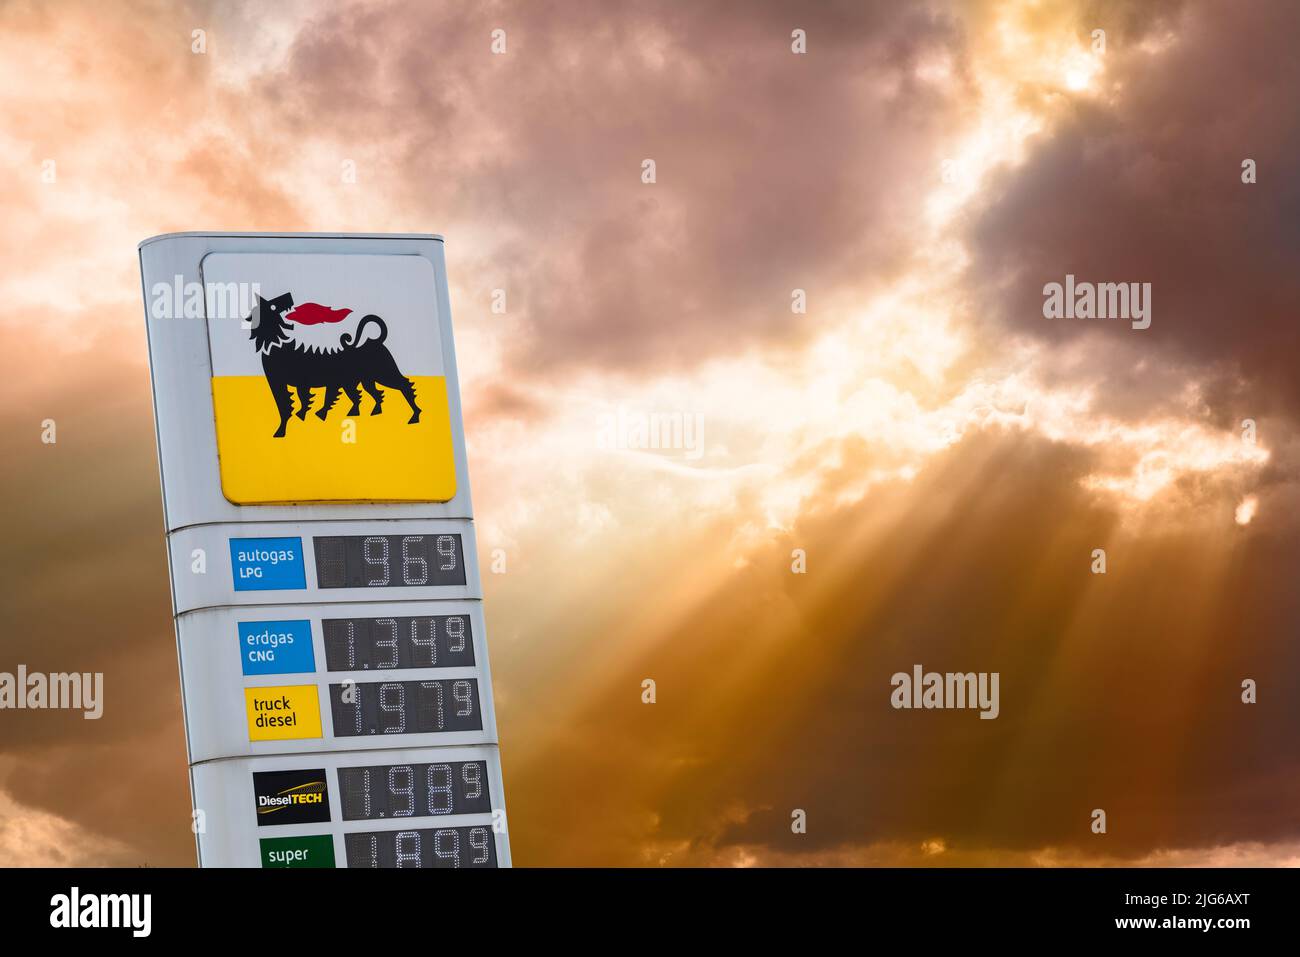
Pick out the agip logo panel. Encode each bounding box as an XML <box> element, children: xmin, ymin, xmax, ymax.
<box><xmin>203</xmin><ymin>253</ymin><xmax>457</xmax><ymax>505</ymax></box>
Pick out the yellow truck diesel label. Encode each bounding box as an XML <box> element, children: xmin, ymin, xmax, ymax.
<box><xmin>244</xmin><ymin>685</ymin><xmax>323</xmax><ymax>741</ymax></box>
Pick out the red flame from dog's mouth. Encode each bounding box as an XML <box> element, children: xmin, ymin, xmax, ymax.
<box><xmin>287</xmin><ymin>302</ymin><xmax>352</xmax><ymax>325</ymax></box>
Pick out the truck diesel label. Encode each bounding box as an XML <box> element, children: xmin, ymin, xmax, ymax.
<box><xmin>244</xmin><ymin>686</ymin><xmax>323</xmax><ymax>742</ymax></box>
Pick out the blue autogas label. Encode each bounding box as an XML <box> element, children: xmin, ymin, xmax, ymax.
<box><xmin>229</xmin><ymin>537</ymin><xmax>307</xmax><ymax>591</ymax></box>
<box><xmin>239</xmin><ymin>620</ymin><xmax>315</xmax><ymax>675</ymax></box>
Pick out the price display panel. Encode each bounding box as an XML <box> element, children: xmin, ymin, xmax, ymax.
<box><xmin>329</xmin><ymin>679</ymin><xmax>484</xmax><ymax>737</ymax></box>
<box><xmin>174</xmin><ymin>599</ymin><xmax>497</xmax><ymax>761</ymax></box>
<box><xmin>345</xmin><ymin>825</ymin><xmax>498</xmax><ymax>868</ymax></box>
<box><xmin>338</xmin><ymin>760</ymin><xmax>493</xmax><ymax>820</ymax></box>
<box><xmin>187</xmin><ymin>747</ymin><xmax>507</xmax><ymax>867</ymax></box>
<box><xmin>323</xmin><ymin>613</ymin><xmax>475</xmax><ymax>671</ymax></box>
<box><xmin>142</xmin><ymin>234</ymin><xmax>510</xmax><ymax>868</ymax></box>
<box><xmin>315</xmin><ymin>534</ymin><xmax>466</xmax><ymax>589</ymax></box>
<box><xmin>167</xmin><ymin>519</ymin><xmax>482</xmax><ymax>614</ymax></box>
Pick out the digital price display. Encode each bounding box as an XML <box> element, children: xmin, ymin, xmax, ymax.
<box><xmin>329</xmin><ymin>679</ymin><xmax>483</xmax><ymax>736</ymax></box>
<box><xmin>323</xmin><ymin>615</ymin><xmax>474</xmax><ymax>671</ymax></box>
<box><xmin>313</xmin><ymin>534</ymin><xmax>466</xmax><ymax>589</ymax></box>
<box><xmin>338</xmin><ymin>760</ymin><xmax>492</xmax><ymax>820</ymax></box>
<box><xmin>345</xmin><ymin>825</ymin><xmax>497</xmax><ymax>868</ymax></box>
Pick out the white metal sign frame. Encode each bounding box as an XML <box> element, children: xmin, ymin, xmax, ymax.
<box><xmin>139</xmin><ymin>232</ymin><xmax>510</xmax><ymax>868</ymax></box>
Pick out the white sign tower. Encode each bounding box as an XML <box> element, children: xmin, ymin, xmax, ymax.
<box><xmin>139</xmin><ymin>233</ymin><xmax>508</xmax><ymax>868</ymax></box>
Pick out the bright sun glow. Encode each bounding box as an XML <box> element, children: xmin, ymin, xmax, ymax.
<box><xmin>1062</xmin><ymin>50</ymin><xmax>1100</xmax><ymax>91</ymax></box>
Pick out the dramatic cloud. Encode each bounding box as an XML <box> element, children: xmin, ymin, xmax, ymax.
<box><xmin>0</xmin><ymin>0</ymin><xmax>1295</xmax><ymax>867</ymax></box>
<box><xmin>967</xmin><ymin>0</ymin><xmax>1300</xmax><ymax>422</ymax></box>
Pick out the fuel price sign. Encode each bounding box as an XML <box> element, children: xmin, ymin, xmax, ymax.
<box><xmin>140</xmin><ymin>233</ymin><xmax>509</xmax><ymax>867</ymax></box>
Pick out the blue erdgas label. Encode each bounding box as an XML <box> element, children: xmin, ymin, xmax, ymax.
<box><xmin>239</xmin><ymin>619</ymin><xmax>315</xmax><ymax>675</ymax></box>
<box><xmin>229</xmin><ymin>537</ymin><xmax>307</xmax><ymax>591</ymax></box>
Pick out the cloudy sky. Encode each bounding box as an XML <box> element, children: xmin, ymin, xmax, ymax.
<box><xmin>1</xmin><ymin>0</ymin><xmax>1297</xmax><ymax>866</ymax></box>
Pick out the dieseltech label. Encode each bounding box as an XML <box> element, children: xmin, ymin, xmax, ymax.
<box><xmin>252</xmin><ymin>768</ymin><xmax>332</xmax><ymax>826</ymax></box>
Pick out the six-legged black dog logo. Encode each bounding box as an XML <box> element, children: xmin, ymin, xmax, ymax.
<box><xmin>248</xmin><ymin>292</ymin><xmax>422</xmax><ymax>438</ymax></box>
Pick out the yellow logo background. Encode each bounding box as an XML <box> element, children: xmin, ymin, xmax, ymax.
<box><xmin>211</xmin><ymin>376</ymin><xmax>456</xmax><ymax>505</ymax></box>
